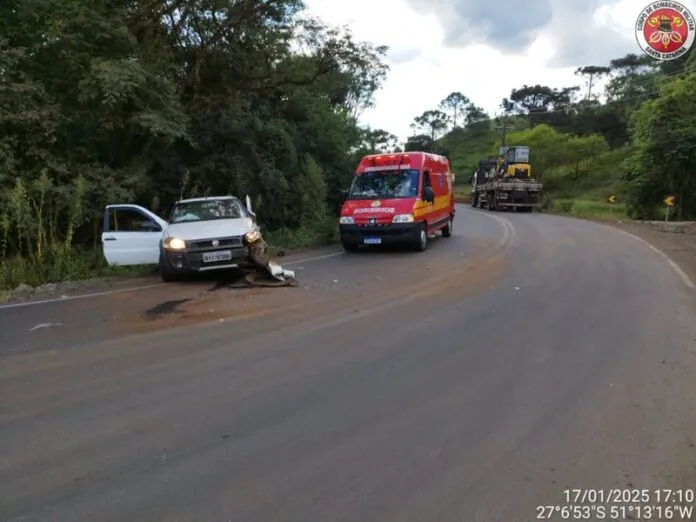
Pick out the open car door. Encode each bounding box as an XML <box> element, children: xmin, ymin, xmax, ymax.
<box><xmin>102</xmin><ymin>204</ymin><xmax>167</xmax><ymax>266</ymax></box>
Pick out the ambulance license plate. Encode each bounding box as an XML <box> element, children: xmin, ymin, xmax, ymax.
<box><xmin>363</xmin><ymin>237</ymin><xmax>381</xmax><ymax>244</ymax></box>
<box><xmin>202</xmin><ymin>250</ymin><xmax>232</xmax><ymax>262</ymax></box>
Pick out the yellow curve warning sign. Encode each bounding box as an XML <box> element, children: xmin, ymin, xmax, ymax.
<box><xmin>607</xmin><ymin>195</ymin><xmax>617</xmax><ymax>204</ymax></box>
<box><xmin>664</xmin><ymin>195</ymin><xmax>676</xmax><ymax>206</ymax></box>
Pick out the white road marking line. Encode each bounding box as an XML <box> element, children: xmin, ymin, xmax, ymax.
<box><xmin>0</xmin><ymin>251</ymin><xmax>344</xmax><ymax>310</ymax></box>
<box><xmin>29</xmin><ymin>322</ymin><xmax>62</xmax><ymax>331</ymax></box>
<box><xmin>610</xmin><ymin>227</ymin><xmax>695</xmax><ymax>290</ymax></box>
<box><xmin>283</xmin><ymin>251</ymin><xmax>343</xmax><ymax>265</ymax></box>
<box><xmin>463</xmin><ymin>206</ymin><xmax>516</xmax><ymax>248</ymax></box>
<box><xmin>0</xmin><ymin>283</ymin><xmax>168</xmax><ymax>310</ymax></box>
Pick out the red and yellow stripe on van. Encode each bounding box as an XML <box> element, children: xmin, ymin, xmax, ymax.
<box><xmin>412</xmin><ymin>195</ymin><xmax>452</xmax><ymax>218</ymax></box>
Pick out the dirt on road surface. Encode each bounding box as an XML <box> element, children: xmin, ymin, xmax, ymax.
<box><xmin>1</xmin><ymin>207</ymin><xmax>696</xmax><ymax>522</ymax></box>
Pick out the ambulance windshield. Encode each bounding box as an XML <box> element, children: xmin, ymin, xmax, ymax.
<box><xmin>347</xmin><ymin>169</ymin><xmax>420</xmax><ymax>199</ymax></box>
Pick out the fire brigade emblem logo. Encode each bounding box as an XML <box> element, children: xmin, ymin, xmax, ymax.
<box><xmin>371</xmin><ymin>200</ymin><xmax>381</xmax><ymax>207</ymax></box>
<box><xmin>636</xmin><ymin>1</ymin><xmax>695</xmax><ymax>60</ymax></box>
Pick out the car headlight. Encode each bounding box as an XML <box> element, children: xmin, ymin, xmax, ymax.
<box><xmin>244</xmin><ymin>229</ymin><xmax>261</xmax><ymax>244</ymax></box>
<box><xmin>163</xmin><ymin>237</ymin><xmax>186</xmax><ymax>250</ymax></box>
<box><xmin>339</xmin><ymin>216</ymin><xmax>354</xmax><ymax>224</ymax></box>
<box><xmin>392</xmin><ymin>214</ymin><xmax>414</xmax><ymax>223</ymax></box>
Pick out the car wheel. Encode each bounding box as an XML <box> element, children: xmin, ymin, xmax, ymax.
<box><xmin>442</xmin><ymin>216</ymin><xmax>453</xmax><ymax>237</ymax></box>
<box><xmin>159</xmin><ymin>256</ymin><xmax>178</xmax><ymax>283</ymax></box>
<box><xmin>342</xmin><ymin>241</ymin><xmax>359</xmax><ymax>252</ymax></box>
<box><xmin>415</xmin><ymin>223</ymin><xmax>428</xmax><ymax>251</ymax></box>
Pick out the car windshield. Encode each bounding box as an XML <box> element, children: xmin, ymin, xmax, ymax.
<box><xmin>169</xmin><ymin>199</ymin><xmax>247</xmax><ymax>223</ymax></box>
<box><xmin>348</xmin><ymin>169</ymin><xmax>420</xmax><ymax>199</ymax></box>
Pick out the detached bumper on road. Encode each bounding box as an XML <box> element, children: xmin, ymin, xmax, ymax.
<box><xmin>339</xmin><ymin>223</ymin><xmax>420</xmax><ymax>246</ymax></box>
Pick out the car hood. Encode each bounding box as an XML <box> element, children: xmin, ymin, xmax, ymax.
<box><xmin>165</xmin><ymin>218</ymin><xmax>254</xmax><ymax>240</ymax></box>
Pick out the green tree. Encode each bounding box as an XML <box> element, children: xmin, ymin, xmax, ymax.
<box><xmin>501</xmin><ymin>125</ymin><xmax>570</xmax><ymax>181</ymax></box>
<box><xmin>0</xmin><ymin>0</ymin><xmax>393</xmax><ymax>285</ymax></box>
<box><xmin>575</xmin><ymin>66</ymin><xmax>611</xmax><ymax>100</ymax></box>
<box><xmin>627</xmin><ymin>70</ymin><xmax>696</xmax><ymax>219</ymax></box>
<box><xmin>439</xmin><ymin>92</ymin><xmax>470</xmax><ymax>128</ymax></box>
<box><xmin>411</xmin><ymin>110</ymin><xmax>449</xmax><ymax>145</ymax></box>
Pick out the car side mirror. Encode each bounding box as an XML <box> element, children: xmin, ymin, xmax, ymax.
<box><xmin>343</xmin><ymin>190</ymin><xmax>349</xmax><ymax>200</ymax></box>
<box><xmin>422</xmin><ymin>186</ymin><xmax>435</xmax><ymax>203</ymax></box>
<box><xmin>245</xmin><ymin>194</ymin><xmax>255</xmax><ymax>217</ymax></box>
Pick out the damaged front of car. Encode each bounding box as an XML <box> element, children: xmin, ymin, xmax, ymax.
<box><xmin>158</xmin><ymin>195</ymin><xmax>294</xmax><ymax>284</ymax></box>
<box><xmin>244</xmin><ymin>227</ymin><xmax>295</xmax><ymax>283</ymax></box>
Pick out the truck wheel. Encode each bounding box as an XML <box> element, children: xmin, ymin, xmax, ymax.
<box><xmin>470</xmin><ymin>194</ymin><xmax>477</xmax><ymax>207</ymax></box>
<box><xmin>442</xmin><ymin>216</ymin><xmax>453</xmax><ymax>237</ymax></box>
<box><xmin>415</xmin><ymin>223</ymin><xmax>428</xmax><ymax>251</ymax></box>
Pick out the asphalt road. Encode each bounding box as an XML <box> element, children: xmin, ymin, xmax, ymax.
<box><xmin>2</xmin><ymin>206</ymin><xmax>696</xmax><ymax>521</ymax></box>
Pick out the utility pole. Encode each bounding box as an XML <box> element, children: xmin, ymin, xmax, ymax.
<box><xmin>501</xmin><ymin>114</ymin><xmax>508</xmax><ymax>148</ymax></box>
<box><xmin>494</xmin><ymin>113</ymin><xmax>509</xmax><ymax>154</ymax></box>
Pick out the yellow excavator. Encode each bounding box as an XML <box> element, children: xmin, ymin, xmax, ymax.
<box><xmin>497</xmin><ymin>146</ymin><xmax>532</xmax><ymax>178</ymax></box>
<box><xmin>470</xmin><ymin>146</ymin><xmax>542</xmax><ymax>212</ymax></box>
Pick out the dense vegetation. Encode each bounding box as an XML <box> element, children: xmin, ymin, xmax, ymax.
<box><xmin>1</xmin><ymin>1</ymin><xmax>694</xmax><ymax>290</ymax></box>
<box><xmin>400</xmin><ymin>51</ymin><xmax>696</xmax><ymax>221</ymax></box>
<box><xmin>0</xmin><ymin>0</ymin><xmax>390</xmax><ymax>288</ymax></box>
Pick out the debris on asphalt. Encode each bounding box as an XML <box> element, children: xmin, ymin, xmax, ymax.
<box><xmin>246</xmin><ymin>237</ymin><xmax>297</xmax><ymax>287</ymax></box>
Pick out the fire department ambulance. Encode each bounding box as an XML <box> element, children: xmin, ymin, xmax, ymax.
<box><xmin>339</xmin><ymin>152</ymin><xmax>455</xmax><ymax>251</ymax></box>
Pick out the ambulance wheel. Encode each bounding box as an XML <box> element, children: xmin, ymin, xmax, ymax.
<box><xmin>415</xmin><ymin>223</ymin><xmax>428</xmax><ymax>251</ymax></box>
<box><xmin>442</xmin><ymin>216</ymin><xmax>453</xmax><ymax>237</ymax></box>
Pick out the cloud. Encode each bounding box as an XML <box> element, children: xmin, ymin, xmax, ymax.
<box><xmin>388</xmin><ymin>48</ymin><xmax>422</xmax><ymax>64</ymax></box>
<box><xmin>404</xmin><ymin>0</ymin><xmax>553</xmax><ymax>52</ymax></box>
<box><xmin>402</xmin><ymin>0</ymin><xmax>641</xmax><ymax>67</ymax></box>
<box><xmin>304</xmin><ymin>0</ymin><xmax>696</xmax><ymax>141</ymax></box>
<box><xmin>544</xmin><ymin>0</ymin><xmax>636</xmax><ymax>67</ymax></box>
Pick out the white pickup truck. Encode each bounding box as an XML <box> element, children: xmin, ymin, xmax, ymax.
<box><xmin>101</xmin><ymin>195</ymin><xmax>266</xmax><ymax>282</ymax></box>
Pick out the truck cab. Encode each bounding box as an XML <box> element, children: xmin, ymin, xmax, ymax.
<box><xmin>338</xmin><ymin>152</ymin><xmax>455</xmax><ymax>252</ymax></box>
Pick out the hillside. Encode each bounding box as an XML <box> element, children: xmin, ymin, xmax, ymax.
<box><xmin>402</xmin><ymin>51</ymin><xmax>696</xmax><ymax>221</ymax></box>
<box><xmin>439</xmin><ymin>119</ymin><xmax>629</xmax><ymax>219</ymax></box>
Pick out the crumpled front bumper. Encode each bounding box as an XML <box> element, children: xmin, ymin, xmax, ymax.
<box><xmin>247</xmin><ymin>238</ymin><xmax>295</xmax><ymax>281</ymax></box>
<box><xmin>161</xmin><ymin>237</ymin><xmax>295</xmax><ymax>282</ymax></box>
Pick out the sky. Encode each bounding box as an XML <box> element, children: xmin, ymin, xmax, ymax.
<box><xmin>304</xmin><ymin>0</ymin><xmax>696</xmax><ymax>142</ymax></box>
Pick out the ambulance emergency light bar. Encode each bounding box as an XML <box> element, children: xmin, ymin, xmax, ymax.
<box><xmin>363</xmin><ymin>164</ymin><xmax>411</xmax><ymax>172</ymax></box>
<box><xmin>364</xmin><ymin>154</ymin><xmax>411</xmax><ymax>172</ymax></box>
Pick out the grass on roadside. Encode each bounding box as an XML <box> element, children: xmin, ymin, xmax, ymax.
<box><xmin>540</xmin><ymin>197</ymin><xmax>627</xmax><ymax>221</ymax></box>
<box><xmin>0</xmin><ymin>248</ymin><xmax>154</xmax><ymax>293</ymax></box>
<box><xmin>263</xmin><ymin>216</ymin><xmax>338</xmax><ymax>256</ymax></box>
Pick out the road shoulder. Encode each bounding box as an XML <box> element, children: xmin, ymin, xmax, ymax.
<box><xmin>605</xmin><ymin>220</ymin><xmax>696</xmax><ymax>287</ymax></box>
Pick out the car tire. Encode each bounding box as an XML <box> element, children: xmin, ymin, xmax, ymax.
<box><xmin>342</xmin><ymin>241</ymin><xmax>359</xmax><ymax>252</ymax></box>
<box><xmin>415</xmin><ymin>223</ymin><xmax>428</xmax><ymax>251</ymax></box>
<box><xmin>159</xmin><ymin>255</ymin><xmax>178</xmax><ymax>283</ymax></box>
<box><xmin>442</xmin><ymin>216</ymin><xmax>453</xmax><ymax>237</ymax></box>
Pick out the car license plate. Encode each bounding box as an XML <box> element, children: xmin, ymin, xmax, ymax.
<box><xmin>363</xmin><ymin>237</ymin><xmax>381</xmax><ymax>244</ymax></box>
<box><xmin>202</xmin><ymin>250</ymin><xmax>232</xmax><ymax>262</ymax></box>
